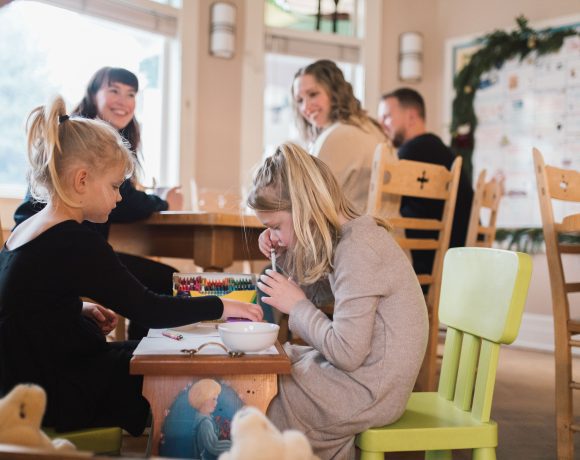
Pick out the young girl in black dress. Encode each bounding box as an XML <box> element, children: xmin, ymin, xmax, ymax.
<box><xmin>13</xmin><ymin>67</ymin><xmax>182</xmax><ymax>340</ymax></box>
<box><xmin>0</xmin><ymin>96</ymin><xmax>262</xmax><ymax>436</ymax></box>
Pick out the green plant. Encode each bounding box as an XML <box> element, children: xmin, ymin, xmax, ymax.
<box><xmin>495</xmin><ymin>227</ymin><xmax>580</xmax><ymax>254</ymax></box>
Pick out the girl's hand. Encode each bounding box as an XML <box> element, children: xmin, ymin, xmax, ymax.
<box><xmin>221</xmin><ymin>299</ymin><xmax>264</xmax><ymax>322</ymax></box>
<box><xmin>82</xmin><ymin>302</ymin><xmax>118</xmax><ymax>335</ymax></box>
<box><xmin>165</xmin><ymin>186</ymin><xmax>184</xmax><ymax>211</ymax></box>
<box><xmin>257</xmin><ymin>270</ymin><xmax>306</xmax><ymax>314</ymax></box>
<box><xmin>258</xmin><ymin>229</ymin><xmax>286</xmax><ymax>259</ymax></box>
<box><xmin>258</xmin><ymin>228</ymin><xmax>274</xmax><ymax>258</ymax></box>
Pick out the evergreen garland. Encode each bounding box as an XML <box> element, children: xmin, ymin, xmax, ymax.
<box><xmin>450</xmin><ymin>15</ymin><xmax>579</xmax><ymax>180</ymax></box>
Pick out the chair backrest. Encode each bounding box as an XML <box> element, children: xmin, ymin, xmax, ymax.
<box><xmin>533</xmin><ymin>147</ymin><xmax>580</xmax><ymax>460</ymax></box>
<box><xmin>465</xmin><ymin>169</ymin><xmax>503</xmax><ymax>247</ymax></box>
<box><xmin>190</xmin><ymin>180</ymin><xmax>242</xmax><ymax>214</ymax></box>
<box><xmin>437</xmin><ymin>247</ymin><xmax>532</xmax><ymax>422</ymax></box>
<box><xmin>366</xmin><ymin>143</ymin><xmax>401</xmax><ymax>218</ymax></box>
<box><xmin>533</xmin><ymin>148</ymin><xmax>580</xmax><ymax>306</ymax></box>
<box><xmin>367</xmin><ymin>146</ymin><xmax>462</xmax><ymax>390</ymax></box>
<box><xmin>198</xmin><ymin>189</ymin><xmax>242</xmax><ymax>213</ymax></box>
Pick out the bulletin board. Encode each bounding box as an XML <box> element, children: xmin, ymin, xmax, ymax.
<box><xmin>444</xmin><ymin>16</ymin><xmax>580</xmax><ymax>228</ymax></box>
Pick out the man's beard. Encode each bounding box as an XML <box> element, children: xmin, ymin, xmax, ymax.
<box><xmin>392</xmin><ymin>130</ymin><xmax>406</xmax><ymax>148</ymax></box>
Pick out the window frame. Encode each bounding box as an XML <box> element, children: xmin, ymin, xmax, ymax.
<box><xmin>239</xmin><ymin>0</ymin><xmax>382</xmax><ymax>188</ymax></box>
<box><xmin>0</xmin><ymin>0</ymin><xmax>183</xmax><ymax>198</ymax></box>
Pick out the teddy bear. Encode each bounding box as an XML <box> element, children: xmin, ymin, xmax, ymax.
<box><xmin>0</xmin><ymin>384</ymin><xmax>75</xmax><ymax>451</ymax></box>
<box><xmin>218</xmin><ymin>406</ymin><xmax>320</xmax><ymax>460</ymax></box>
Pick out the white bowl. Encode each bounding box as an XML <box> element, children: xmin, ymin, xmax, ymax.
<box><xmin>218</xmin><ymin>322</ymin><xmax>279</xmax><ymax>352</ymax></box>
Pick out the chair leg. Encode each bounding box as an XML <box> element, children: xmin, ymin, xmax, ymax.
<box><xmin>278</xmin><ymin>314</ymin><xmax>290</xmax><ymax>343</ymax></box>
<box><xmin>472</xmin><ymin>447</ymin><xmax>496</xmax><ymax>460</ymax></box>
<box><xmin>359</xmin><ymin>450</ymin><xmax>385</xmax><ymax>460</ymax></box>
<box><xmin>145</xmin><ymin>418</ymin><xmax>154</xmax><ymax>457</ymax></box>
<box><xmin>114</xmin><ymin>314</ymin><xmax>126</xmax><ymax>341</ymax></box>
<box><xmin>555</xmin><ymin>341</ymin><xmax>574</xmax><ymax>460</ymax></box>
<box><xmin>416</xmin><ymin>310</ymin><xmax>439</xmax><ymax>391</ymax></box>
<box><xmin>425</xmin><ymin>450</ymin><xmax>452</xmax><ymax>460</ymax></box>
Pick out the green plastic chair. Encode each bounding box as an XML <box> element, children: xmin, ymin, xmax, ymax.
<box><xmin>42</xmin><ymin>426</ymin><xmax>122</xmax><ymax>455</ymax></box>
<box><xmin>356</xmin><ymin>247</ymin><xmax>532</xmax><ymax>460</ymax></box>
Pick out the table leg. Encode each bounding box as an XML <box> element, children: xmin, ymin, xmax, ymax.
<box><xmin>194</xmin><ymin>227</ymin><xmax>235</xmax><ymax>271</ymax></box>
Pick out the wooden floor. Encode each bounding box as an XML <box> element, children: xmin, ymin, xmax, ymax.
<box><xmin>121</xmin><ymin>346</ymin><xmax>577</xmax><ymax>459</ymax></box>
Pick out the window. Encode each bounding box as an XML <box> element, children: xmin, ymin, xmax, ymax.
<box><xmin>265</xmin><ymin>0</ymin><xmax>357</xmax><ymax>36</ymax></box>
<box><xmin>260</xmin><ymin>0</ymin><xmax>373</xmax><ymax>157</ymax></box>
<box><xmin>263</xmin><ymin>54</ymin><xmax>360</xmax><ymax>156</ymax></box>
<box><xmin>0</xmin><ymin>0</ymin><xmax>178</xmax><ymax>196</ymax></box>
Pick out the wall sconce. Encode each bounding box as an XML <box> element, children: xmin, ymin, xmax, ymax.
<box><xmin>399</xmin><ymin>32</ymin><xmax>423</xmax><ymax>82</ymax></box>
<box><xmin>210</xmin><ymin>2</ymin><xmax>236</xmax><ymax>59</ymax></box>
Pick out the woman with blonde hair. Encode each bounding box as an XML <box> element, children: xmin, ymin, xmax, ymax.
<box><xmin>292</xmin><ymin>59</ymin><xmax>389</xmax><ymax>213</ymax></box>
<box><xmin>249</xmin><ymin>142</ymin><xmax>428</xmax><ymax>459</ymax></box>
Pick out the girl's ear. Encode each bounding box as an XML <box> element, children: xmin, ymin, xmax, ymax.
<box><xmin>73</xmin><ymin>168</ymin><xmax>90</xmax><ymax>194</ymax></box>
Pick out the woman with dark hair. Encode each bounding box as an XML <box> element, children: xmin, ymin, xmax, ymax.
<box><xmin>74</xmin><ymin>67</ymin><xmax>141</xmax><ymax>151</ymax></box>
<box><xmin>13</xmin><ymin>67</ymin><xmax>182</xmax><ymax>340</ymax></box>
<box><xmin>292</xmin><ymin>59</ymin><xmax>389</xmax><ymax>214</ymax></box>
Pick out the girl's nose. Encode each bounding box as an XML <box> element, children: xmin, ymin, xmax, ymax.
<box><xmin>270</xmin><ymin>234</ymin><xmax>281</xmax><ymax>247</ymax></box>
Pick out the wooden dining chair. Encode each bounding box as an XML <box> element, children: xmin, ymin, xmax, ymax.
<box><xmin>367</xmin><ymin>148</ymin><xmax>462</xmax><ymax>391</ymax></box>
<box><xmin>533</xmin><ymin>147</ymin><xmax>580</xmax><ymax>460</ymax></box>
<box><xmin>356</xmin><ymin>247</ymin><xmax>532</xmax><ymax>460</ymax></box>
<box><xmin>465</xmin><ymin>169</ymin><xmax>503</xmax><ymax>248</ymax></box>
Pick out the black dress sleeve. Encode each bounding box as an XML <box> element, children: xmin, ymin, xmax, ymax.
<box><xmin>67</xmin><ymin>226</ymin><xmax>223</xmax><ymax>327</ymax></box>
<box><xmin>108</xmin><ymin>180</ymin><xmax>169</xmax><ymax>223</ymax></box>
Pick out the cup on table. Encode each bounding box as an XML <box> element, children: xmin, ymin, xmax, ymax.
<box><xmin>154</xmin><ymin>186</ymin><xmax>171</xmax><ymax>200</ymax></box>
<box><xmin>190</xmin><ymin>180</ymin><xmax>243</xmax><ymax>213</ymax></box>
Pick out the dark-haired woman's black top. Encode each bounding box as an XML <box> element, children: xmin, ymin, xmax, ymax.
<box><xmin>0</xmin><ymin>221</ymin><xmax>222</xmax><ymax>435</ymax></box>
<box><xmin>13</xmin><ymin>179</ymin><xmax>168</xmax><ymax>239</ymax></box>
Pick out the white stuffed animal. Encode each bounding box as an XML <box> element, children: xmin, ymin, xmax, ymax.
<box><xmin>0</xmin><ymin>384</ymin><xmax>75</xmax><ymax>451</ymax></box>
<box><xmin>218</xmin><ymin>406</ymin><xmax>319</xmax><ymax>460</ymax></box>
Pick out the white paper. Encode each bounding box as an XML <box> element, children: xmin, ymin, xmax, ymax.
<box><xmin>148</xmin><ymin>323</ymin><xmax>221</xmax><ymax>338</ymax></box>
<box><xmin>134</xmin><ymin>324</ymin><xmax>279</xmax><ymax>356</ymax></box>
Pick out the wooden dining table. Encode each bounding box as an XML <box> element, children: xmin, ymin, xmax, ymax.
<box><xmin>108</xmin><ymin>211</ymin><xmax>265</xmax><ymax>271</ymax></box>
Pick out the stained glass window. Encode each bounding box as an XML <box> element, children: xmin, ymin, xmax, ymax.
<box><xmin>265</xmin><ymin>0</ymin><xmax>357</xmax><ymax>37</ymax></box>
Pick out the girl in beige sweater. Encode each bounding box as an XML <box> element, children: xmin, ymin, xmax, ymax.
<box><xmin>248</xmin><ymin>143</ymin><xmax>428</xmax><ymax>460</ymax></box>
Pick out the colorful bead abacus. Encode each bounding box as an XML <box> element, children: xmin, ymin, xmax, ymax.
<box><xmin>173</xmin><ymin>273</ymin><xmax>257</xmax><ymax>303</ymax></box>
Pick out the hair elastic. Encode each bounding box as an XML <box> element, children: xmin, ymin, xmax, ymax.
<box><xmin>58</xmin><ymin>114</ymin><xmax>69</xmax><ymax>124</ymax></box>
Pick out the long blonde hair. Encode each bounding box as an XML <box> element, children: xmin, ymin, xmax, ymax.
<box><xmin>26</xmin><ymin>95</ymin><xmax>134</xmax><ymax>207</ymax></box>
<box><xmin>247</xmin><ymin>142</ymin><xmax>388</xmax><ymax>284</ymax></box>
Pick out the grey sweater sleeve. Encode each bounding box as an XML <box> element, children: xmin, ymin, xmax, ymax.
<box><xmin>288</xmin><ymin>238</ymin><xmax>385</xmax><ymax>372</ymax></box>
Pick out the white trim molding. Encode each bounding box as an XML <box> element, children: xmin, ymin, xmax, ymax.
<box><xmin>39</xmin><ymin>0</ymin><xmax>179</xmax><ymax>36</ymax></box>
<box><xmin>512</xmin><ymin>312</ymin><xmax>580</xmax><ymax>356</ymax></box>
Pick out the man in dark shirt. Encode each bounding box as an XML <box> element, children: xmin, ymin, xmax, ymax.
<box><xmin>378</xmin><ymin>88</ymin><xmax>474</xmax><ymax>276</ymax></box>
